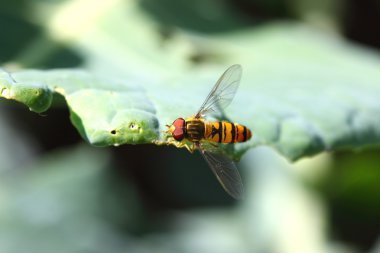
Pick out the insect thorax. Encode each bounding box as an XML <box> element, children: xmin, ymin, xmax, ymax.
<box><xmin>185</xmin><ymin>118</ymin><xmax>205</xmax><ymax>142</ymax></box>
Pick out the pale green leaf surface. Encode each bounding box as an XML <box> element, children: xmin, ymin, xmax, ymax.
<box><xmin>1</xmin><ymin>25</ymin><xmax>380</xmax><ymax>160</ymax></box>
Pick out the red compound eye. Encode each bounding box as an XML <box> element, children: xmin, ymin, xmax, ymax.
<box><xmin>172</xmin><ymin>118</ymin><xmax>185</xmax><ymax>141</ymax></box>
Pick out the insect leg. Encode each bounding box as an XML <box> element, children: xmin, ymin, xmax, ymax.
<box><xmin>186</xmin><ymin>142</ymin><xmax>198</xmax><ymax>153</ymax></box>
<box><xmin>170</xmin><ymin>140</ymin><xmax>196</xmax><ymax>153</ymax></box>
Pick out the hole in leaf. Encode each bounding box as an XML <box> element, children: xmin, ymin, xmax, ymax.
<box><xmin>111</xmin><ymin>130</ymin><xmax>117</xmax><ymax>135</ymax></box>
<box><xmin>1</xmin><ymin>88</ymin><xmax>8</xmax><ymax>96</ymax></box>
<box><xmin>130</xmin><ymin>123</ymin><xmax>139</xmax><ymax>130</ymax></box>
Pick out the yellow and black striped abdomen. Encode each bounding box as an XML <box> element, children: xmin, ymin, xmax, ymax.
<box><xmin>205</xmin><ymin>121</ymin><xmax>252</xmax><ymax>143</ymax></box>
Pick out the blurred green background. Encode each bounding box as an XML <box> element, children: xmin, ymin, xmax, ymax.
<box><xmin>0</xmin><ymin>0</ymin><xmax>380</xmax><ymax>253</ymax></box>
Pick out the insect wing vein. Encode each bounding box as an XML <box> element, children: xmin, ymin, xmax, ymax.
<box><xmin>199</xmin><ymin>148</ymin><xmax>244</xmax><ymax>199</ymax></box>
<box><xmin>195</xmin><ymin>64</ymin><xmax>242</xmax><ymax>118</ymax></box>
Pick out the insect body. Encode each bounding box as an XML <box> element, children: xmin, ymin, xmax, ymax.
<box><xmin>170</xmin><ymin>118</ymin><xmax>251</xmax><ymax>144</ymax></box>
<box><xmin>167</xmin><ymin>64</ymin><xmax>252</xmax><ymax>199</ymax></box>
<box><xmin>206</xmin><ymin>121</ymin><xmax>251</xmax><ymax>143</ymax></box>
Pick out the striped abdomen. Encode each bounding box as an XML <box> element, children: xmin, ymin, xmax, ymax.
<box><xmin>205</xmin><ymin>121</ymin><xmax>252</xmax><ymax>143</ymax></box>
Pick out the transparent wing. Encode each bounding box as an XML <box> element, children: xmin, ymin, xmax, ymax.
<box><xmin>195</xmin><ymin>64</ymin><xmax>242</xmax><ymax>118</ymax></box>
<box><xmin>199</xmin><ymin>148</ymin><xmax>244</xmax><ymax>199</ymax></box>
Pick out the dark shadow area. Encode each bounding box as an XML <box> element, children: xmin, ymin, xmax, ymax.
<box><xmin>343</xmin><ymin>0</ymin><xmax>380</xmax><ymax>50</ymax></box>
<box><xmin>1</xmin><ymin>101</ymin><xmax>83</xmax><ymax>153</ymax></box>
<box><xmin>111</xmin><ymin>144</ymin><xmax>239</xmax><ymax>210</ymax></box>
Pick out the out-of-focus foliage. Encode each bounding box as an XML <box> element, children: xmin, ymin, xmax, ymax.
<box><xmin>0</xmin><ymin>145</ymin><xmax>144</xmax><ymax>253</ymax></box>
<box><xmin>323</xmin><ymin>150</ymin><xmax>380</xmax><ymax>250</ymax></box>
<box><xmin>0</xmin><ymin>0</ymin><xmax>380</xmax><ymax>253</ymax></box>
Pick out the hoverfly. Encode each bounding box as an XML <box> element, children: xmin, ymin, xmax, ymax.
<box><xmin>166</xmin><ymin>64</ymin><xmax>252</xmax><ymax>199</ymax></box>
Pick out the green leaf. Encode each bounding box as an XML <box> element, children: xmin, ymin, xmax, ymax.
<box><xmin>0</xmin><ymin>70</ymin><xmax>52</xmax><ymax>113</ymax></box>
<box><xmin>1</xmin><ymin>24</ymin><xmax>380</xmax><ymax>161</ymax></box>
<box><xmin>0</xmin><ymin>69</ymin><xmax>159</xmax><ymax>146</ymax></box>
